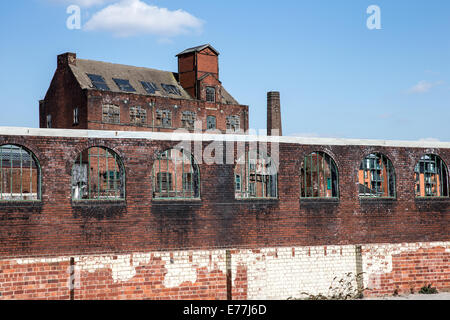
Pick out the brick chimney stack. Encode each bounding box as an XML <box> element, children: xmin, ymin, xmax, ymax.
<box><xmin>57</xmin><ymin>52</ymin><xmax>77</xmax><ymax>68</ymax></box>
<box><xmin>267</xmin><ymin>91</ymin><xmax>282</xmax><ymax>136</ymax></box>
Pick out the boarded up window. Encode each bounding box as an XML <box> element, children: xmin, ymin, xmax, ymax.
<box><xmin>130</xmin><ymin>106</ymin><xmax>147</xmax><ymax>125</ymax></box>
<box><xmin>102</xmin><ymin>105</ymin><xmax>120</xmax><ymax>124</ymax></box>
<box><xmin>182</xmin><ymin>111</ymin><xmax>196</xmax><ymax>130</ymax></box>
<box><xmin>155</xmin><ymin>109</ymin><xmax>172</xmax><ymax>128</ymax></box>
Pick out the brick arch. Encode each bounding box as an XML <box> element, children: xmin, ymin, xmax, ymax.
<box><xmin>69</xmin><ymin>144</ymin><xmax>127</xmax><ymax>201</ymax></box>
<box><xmin>0</xmin><ymin>142</ymin><xmax>43</xmax><ymax>201</ymax></box>
<box><xmin>298</xmin><ymin>149</ymin><xmax>340</xmax><ymax>199</ymax></box>
<box><xmin>64</xmin><ymin>141</ymin><xmax>128</xmax><ymax>175</ymax></box>
<box><xmin>413</xmin><ymin>153</ymin><xmax>449</xmax><ymax>197</ymax></box>
<box><xmin>0</xmin><ymin>137</ymin><xmax>46</xmax><ymax>167</ymax></box>
<box><xmin>357</xmin><ymin>151</ymin><xmax>397</xmax><ymax>198</ymax></box>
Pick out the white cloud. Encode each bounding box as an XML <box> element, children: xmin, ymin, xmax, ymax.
<box><xmin>49</xmin><ymin>0</ymin><xmax>115</xmax><ymax>7</ymax></box>
<box><xmin>407</xmin><ymin>80</ymin><xmax>443</xmax><ymax>94</ymax></box>
<box><xmin>83</xmin><ymin>0</ymin><xmax>204</xmax><ymax>37</ymax></box>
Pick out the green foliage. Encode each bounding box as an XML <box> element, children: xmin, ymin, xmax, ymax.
<box><xmin>419</xmin><ymin>284</ymin><xmax>438</xmax><ymax>294</ymax></box>
<box><xmin>289</xmin><ymin>272</ymin><xmax>366</xmax><ymax>300</ymax></box>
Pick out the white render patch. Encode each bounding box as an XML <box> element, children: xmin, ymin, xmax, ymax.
<box><xmin>153</xmin><ymin>250</ymin><xmax>227</xmax><ymax>288</ymax></box>
<box><xmin>5</xmin><ymin>241</ymin><xmax>450</xmax><ymax>298</ymax></box>
<box><xmin>1</xmin><ymin>126</ymin><xmax>449</xmax><ymax>149</ymax></box>
<box><xmin>232</xmin><ymin>245</ymin><xmax>358</xmax><ymax>300</ymax></box>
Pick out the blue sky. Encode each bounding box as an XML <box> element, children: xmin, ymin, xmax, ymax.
<box><xmin>0</xmin><ymin>0</ymin><xmax>449</xmax><ymax>141</ymax></box>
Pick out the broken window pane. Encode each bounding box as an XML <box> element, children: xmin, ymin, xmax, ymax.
<box><xmin>161</xmin><ymin>83</ymin><xmax>182</xmax><ymax>96</ymax></box>
<box><xmin>141</xmin><ymin>81</ymin><xmax>159</xmax><ymax>94</ymax></box>
<box><xmin>102</xmin><ymin>105</ymin><xmax>120</xmax><ymax>124</ymax></box>
<box><xmin>206</xmin><ymin>87</ymin><xmax>216</xmax><ymax>103</ymax></box>
<box><xmin>182</xmin><ymin>111</ymin><xmax>196</xmax><ymax>130</ymax></box>
<box><xmin>152</xmin><ymin>149</ymin><xmax>200</xmax><ymax>199</ymax></box>
<box><xmin>414</xmin><ymin>154</ymin><xmax>449</xmax><ymax>197</ymax></box>
<box><xmin>87</xmin><ymin>74</ymin><xmax>110</xmax><ymax>91</ymax></box>
<box><xmin>71</xmin><ymin>146</ymin><xmax>125</xmax><ymax>200</ymax></box>
<box><xmin>113</xmin><ymin>78</ymin><xmax>136</xmax><ymax>92</ymax></box>
<box><xmin>155</xmin><ymin>109</ymin><xmax>172</xmax><ymax>128</ymax></box>
<box><xmin>0</xmin><ymin>144</ymin><xmax>41</xmax><ymax>201</ymax></box>
<box><xmin>300</xmin><ymin>152</ymin><xmax>339</xmax><ymax>198</ymax></box>
<box><xmin>207</xmin><ymin>116</ymin><xmax>216</xmax><ymax>130</ymax></box>
<box><xmin>130</xmin><ymin>106</ymin><xmax>147</xmax><ymax>125</ymax></box>
<box><xmin>358</xmin><ymin>153</ymin><xmax>395</xmax><ymax>198</ymax></box>
<box><xmin>226</xmin><ymin>115</ymin><xmax>240</xmax><ymax>133</ymax></box>
<box><xmin>234</xmin><ymin>149</ymin><xmax>277</xmax><ymax>199</ymax></box>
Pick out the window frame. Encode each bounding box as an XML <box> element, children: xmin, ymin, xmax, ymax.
<box><xmin>300</xmin><ymin>151</ymin><xmax>340</xmax><ymax>199</ymax></box>
<box><xmin>206</xmin><ymin>86</ymin><xmax>216</xmax><ymax>103</ymax></box>
<box><xmin>206</xmin><ymin>115</ymin><xmax>217</xmax><ymax>130</ymax></box>
<box><xmin>414</xmin><ymin>154</ymin><xmax>449</xmax><ymax>198</ymax></box>
<box><xmin>152</xmin><ymin>148</ymin><xmax>201</xmax><ymax>201</ymax></box>
<box><xmin>234</xmin><ymin>150</ymin><xmax>278</xmax><ymax>200</ymax></box>
<box><xmin>130</xmin><ymin>106</ymin><xmax>147</xmax><ymax>125</ymax></box>
<box><xmin>102</xmin><ymin>104</ymin><xmax>120</xmax><ymax>124</ymax></box>
<box><xmin>71</xmin><ymin>146</ymin><xmax>126</xmax><ymax>201</ymax></box>
<box><xmin>73</xmin><ymin>107</ymin><xmax>79</xmax><ymax>125</ymax></box>
<box><xmin>0</xmin><ymin>144</ymin><xmax>42</xmax><ymax>202</ymax></box>
<box><xmin>358</xmin><ymin>153</ymin><xmax>396</xmax><ymax>199</ymax></box>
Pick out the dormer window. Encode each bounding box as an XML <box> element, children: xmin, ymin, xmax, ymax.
<box><xmin>206</xmin><ymin>87</ymin><xmax>216</xmax><ymax>103</ymax></box>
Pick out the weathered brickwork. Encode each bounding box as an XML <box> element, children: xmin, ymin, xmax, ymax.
<box><xmin>0</xmin><ymin>242</ymin><xmax>448</xmax><ymax>300</ymax></box>
<box><xmin>0</xmin><ymin>129</ymin><xmax>448</xmax><ymax>299</ymax></box>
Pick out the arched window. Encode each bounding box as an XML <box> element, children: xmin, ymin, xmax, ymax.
<box><xmin>414</xmin><ymin>154</ymin><xmax>449</xmax><ymax>197</ymax></box>
<box><xmin>152</xmin><ymin>149</ymin><xmax>200</xmax><ymax>199</ymax></box>
<box><xmin>235</xmin><ymin>151</ymin><xmax>278</xmax><ymax>199</ymax></box>
<box><xmin>71</xmin><ymin>147</ymin><xmax>125</xmax><ymax>200</ymax></box>
<box><xmin>0</xmin><ymin>144</ymin><xmax>41</xmax><ymax>201</ymax></box>
<box><xmin>300</xmin><ymin>152</ymin><xmax>339</xmax><ymax>198</ymax></box>
<box><xmin>358</xmin><ymin>153</ymin><xmax>395</xmax><ymax>198</ymax></box>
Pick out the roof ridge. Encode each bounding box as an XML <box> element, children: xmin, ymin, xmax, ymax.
<box><xmin>77</xmin><ymin>58</ymin><xmax>175</xmax><ymax>75</ymax></box>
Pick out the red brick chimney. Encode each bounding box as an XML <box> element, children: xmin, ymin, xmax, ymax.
<box><xmin>177</xmin><ymin>44</ymin><xmax>219</xmax><ymax>100</ymax></box>
<box><xmin>267</xmin><ymin>91</ymin><xmax>282</xmax><ymax>136</ymax></box>
<box><xmin>57</xmin><ymin>52</ymin><xmax>77</xmax><ymax>68</ymax></box>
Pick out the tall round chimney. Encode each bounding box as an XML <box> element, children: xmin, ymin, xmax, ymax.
<box><xmin>267</xmin><ymin>91</ymin><xmax>282</xmax><ymax>136</ymax></box>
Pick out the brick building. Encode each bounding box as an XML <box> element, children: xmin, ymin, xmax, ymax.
<box><xmin>39</xmin><ymin>44</ymin><xmax>249</xmax><ymax>134</ymax></box>
<box><xmin>0</xmin><ymin>45</ymin><xmax>448</xmax><ymax>300</ymax></box>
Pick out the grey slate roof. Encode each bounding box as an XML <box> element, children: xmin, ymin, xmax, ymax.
<box><xmin>70</xmin><ymin>59</ymin><xmax>192</xmax><ymax>100</ymax></box>
<box><xmin>176</xmin><ymin>44</ymin><xmax>219</xmax><ymax>56</ymax></box>
<box><xmin>69</xmin><ymin>58</ymin><xmax>239</xmax><ymax>104</ymax></box>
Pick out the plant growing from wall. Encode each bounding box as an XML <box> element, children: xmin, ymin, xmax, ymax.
<box><xmin>419</xmin><ymin>284</ymin><xmax>438</xmax><ymax>294</ymax></box>
<box><xmin>290</xmin><ymin>272</ymin><xmax>366</xmax><ymax>300</ymax></box>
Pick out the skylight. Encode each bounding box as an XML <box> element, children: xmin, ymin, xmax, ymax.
<box><xmin>113</xmin><ymin>78</ymin><xmax>136</xmax><ymax>92</ymax></box>
<box><xmin>87</xmin><ymin>74</ymin><xmax>110</xmax><ymax>91</ymax></box>
<box><xmin>161</xmin><ymin>84</ymin><xmax>182</xmax><ymax>96</ymax></box>
<box><xmin>141</xmin><ymin>81</ymin><xmax>159</xmax><ymax>94</ymax></box>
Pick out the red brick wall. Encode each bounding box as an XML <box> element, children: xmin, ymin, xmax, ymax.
<box><xmin>0</xmin><ymin>133</ymin><xmax>448</xmax><ymax>299</ymax></box>
<box><xmin>0</xmin><ymin>133</ymin><xmax>448</xmax><ymax>258</ymax></box>
<box><xmin>85</xmin><ymin>90</ymin><xmax>247</xmax><ymax>133</ymax></box>
<box><xmin>40</xmin><ymin>57</ymin><xmax>87</xmax><ymax>130</ymax></box>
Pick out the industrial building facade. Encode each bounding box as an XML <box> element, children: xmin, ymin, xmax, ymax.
<box><xmin>0</xmin><ymin>45</ymin><xmax>448</xmax><ymax>300</ymax></box>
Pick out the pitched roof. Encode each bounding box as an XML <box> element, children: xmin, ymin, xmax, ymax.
<box><xmin>176</xmin><ymin>44</ymin><xmax>219</xmax><ymax>56</ymax></box>
<box><xmin>70</xmin><ymin>59</ymin><xmax>192</xmax><ymax>99</ymax></box>
<box><xmin>69</xmin><ymin>58</ymin><xmax>239</xmax><ymax>104</ymax></box>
